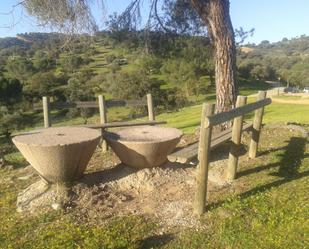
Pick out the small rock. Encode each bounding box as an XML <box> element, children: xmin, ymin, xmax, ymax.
<box><xmin>51</xmin><ymin>203</ymin><xmax>61</xmax><ymax>210</ymax></box>
<box><xmin>0</xmin><ymin>157</ymin><xmax>5</xmax><ymax>168</ymax></box>
<box><xmin>120</xmin><ymin>195</ymin><xmax>127</xmax><ymax>202</ymax></box>
<box><xmin>6</xmin><ymin>165</ymin><xmax>14</xmax><ymax>170</ymax></box>
<box><xmin>18</xmin><ymin>174</ymin><xmax>34</xmax><ymax>180</ymax></box>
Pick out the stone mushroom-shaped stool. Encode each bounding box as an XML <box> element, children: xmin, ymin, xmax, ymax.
<box><xmin>13</xmin><ymin>127</ymin><xmax>101</xmax><ymax>183</ymax></box>
<box><xmin>103</xmin><ymin>126</ymin><xmax>183</xmax><ymax>168</ymax></box>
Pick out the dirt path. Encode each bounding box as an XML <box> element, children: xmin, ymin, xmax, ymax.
<box><xmin>248</xmin><ymin>86</ymin><xmax>309</xmax><ymax>105</ymax></box>
<box><xmin>271</xmin><ymin>96</ymin><xmax>309</xmax><ymax>105</ymax></box>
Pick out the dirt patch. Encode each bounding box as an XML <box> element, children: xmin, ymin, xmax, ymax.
<box><xmin>272</xmin><ymin>95</ymin><xmax>309</xmax><ymax>105</ymax></box>
<box><xmin>17</xmin><ymin>148</ymin><xmax>232</xmax><ymax>229</ymax></box>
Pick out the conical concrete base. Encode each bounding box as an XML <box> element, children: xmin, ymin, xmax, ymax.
<box><xmin>104</xmin><ymin>126</ymin><xmax>182</xmax><ymax>168</ymax></box>
<box><xmin>13</xmin><ymin>127</ymin><xmax>101</xmax><ymax>183</ymax></box>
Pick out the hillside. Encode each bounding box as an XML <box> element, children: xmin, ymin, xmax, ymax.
<box><xmin>1</xmin><ymin>31</ymin><xmax>309</xmax><ymax>137</ymax></box>
<box><xmin>238</xmin><ymin>36</ymin><xmax>309</xmax><ymax>87</ymax></box>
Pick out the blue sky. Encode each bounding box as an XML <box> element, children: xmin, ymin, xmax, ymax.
<box><xmin>0</xmin><ymin>0</ymin><xmax>308</xmax><ymax>44</ymax></box>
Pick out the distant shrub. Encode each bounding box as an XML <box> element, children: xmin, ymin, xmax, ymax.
<box><xmin>107</xmin><ymin>63</ymin><xmax>121</xmax><ymax>73</ymax></box>
<box><xmin>156</xmin><ymin>88</ymin><xmax>188</xmax><ymax>111</ymax></box>
<box><xmin>106</xmin><ymin>54</ymin><xmax>116</xmax><ymax>64</ymax></box>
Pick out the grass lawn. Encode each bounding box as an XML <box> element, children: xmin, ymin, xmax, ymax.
<box><xmin>157</xmin><ymin>100</ymin><xmax>309</xmax><ymax>134</ymax></box>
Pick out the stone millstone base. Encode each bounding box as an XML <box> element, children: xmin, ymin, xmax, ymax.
<box><xmin>13</xmin><ymin>127</ymin><xmax>101</xmax><ymax>183</ymax></box>
<box><xmin>104</xmin><ymin>126</ymin><xmax>183</xmax><ymax>168</ymax></box>
<box><xmin>17</xmin><ymin>180</ymin><xmax>71</xmax><ymax>213</ymax></box>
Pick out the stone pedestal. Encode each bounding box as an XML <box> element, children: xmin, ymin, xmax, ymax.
<box><xmin>104</xmin><ymin>126</ymin><xmax>182</xmax><ymax>168</ymax></box>
<box><xmin>13</xmin><ymin>127</ymin><xmax>101</xmax><ymax>183</ymax></box>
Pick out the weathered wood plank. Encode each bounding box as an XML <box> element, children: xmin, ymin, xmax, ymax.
<box><xmin>169</xmin><ymin>126</ymin><xmax>236</xmax><ymax>162</ymax></box>
<box><xmin>75</xmin><ymin>101</ymin><xmax>98</xmax><ymax>108</ymax></box>
<box><xmin>81</xmin><ymin>120</ymin><xmax>166</xmax><ymax>129</ymax></box>
<box><xmin>98</xmin><ymin>95</ymin><xmax>108</xmax><ymax>151</ymax></box>
<box><xmin>43</xmin><ymin>96</ymin><xmax>51</xmax><ymax>128</ymax></box>
<box><xmin>51</xmin><ymin>102</ymin><xmax>77</xmax><ymax>109</ymax></box>
<box><xmin>168</xmin><ymin>122</ymin><xmax>253</xmax><ymax>164</ymax></box>
<box><xmin>194</xmin><ymin>103</ymin><xmax>214</xmax><ymax>215</ymax></box>
<box><xmin>34</xmin><ymin>101</ymin><xmax>97</xmax><ymax>109</ymax></box>
<box><xmin>226</xmin><ymin>96</ymin><xmax>247</xmax><ymax>180</ymax></box>
<box><xmin>147</xmin><ymin>94</ymin><xmax>155</xmax><ymax>121</ymax></box>
<box><xmin>106</xmin><ymin>99</ymin><xmax>147</xmax><ymax>108</ymax></box>
<box><xmin>204</xmin><ymin>98</ymin><xmax>271</xmax><ymax>128</ymax></box>
<box><xmin>34</xmin><ymin>102</ymin><xmax>76</xmax><ymax>109</ymax></box>
<box><xmin>249</xmin><ymin>91</ymin><xmax>267</xmax><ymax>158</ymax></box>
<box><xmin>34</xmin><ymin>99</ymin><xmax>147</xmax><ymax>110</ymax></box>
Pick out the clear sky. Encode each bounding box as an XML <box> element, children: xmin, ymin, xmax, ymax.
<box><xmin>0</xmin><ymin>0</ymin><xmax>308</xmax><ymax>44</ymax></box>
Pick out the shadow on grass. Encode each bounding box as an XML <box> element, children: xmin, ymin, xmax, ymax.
<box><xmin>257</xmin><ymin>145</ymin><xmax>288</xmax><ymax>157</ymax></box>
<box><xmin>0</xmin><ymin>136</ymin><xmax>29</xmax><ymax>169</ymax></box>
<box><xmin>140</xmin><ymin>233</ymin><xmax>174</xmax><ymax>249</ymax></box>
<box><xmin>277</xmin><ymin>137</ymin><xmax>307</xmax><ymax>177</ymax></box>
<box><xmin>238</xmin><ymin>137</ymin><xmax>307</xmax><ymax>178</ymax></box>
<box><xmin>208</xmin><ymin>135</ymin><xmax>308</xmax><ymax>210</ymax></box>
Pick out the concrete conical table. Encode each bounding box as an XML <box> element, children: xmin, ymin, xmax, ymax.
<box><xmin>13</xmin><ymin>127</ymin><xmax>101</xmax><ymax>183</ymax></box>
<box><xmin>104</xmin><ymin>126</ymin><xmax>183</xmax><ymax>168</ymax></box>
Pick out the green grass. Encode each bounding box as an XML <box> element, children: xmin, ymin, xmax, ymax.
<box><xmin>155</xmin><ymin>100</ymin><xmax>309</xmax><ymax>134</ymax></box>
<box><xmin>263</xmin><ymin>102</ymin><xmax>309</xmax><ymax>124</ymax></box>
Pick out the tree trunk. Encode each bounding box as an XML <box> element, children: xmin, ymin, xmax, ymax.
<box><xmin>191</xmin><ymin>0</ymin><xmax>238</xmax><ymax>115</ymax></box>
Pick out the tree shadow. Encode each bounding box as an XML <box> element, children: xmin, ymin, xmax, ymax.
<box><xmin>257</xmin><ymin>145</ymin><xmax>287</xmax><ymax>157</ymax></box>
<box><xmin>81</xmin><ymin>164</ymin><xmax>137</xmax><ymax>186</ymax></box>
<box><xmin>139</xmin><ymin>233</ymin><xmax>174</xmax><ymax>249</ymax></box>
<box><xmin>208</xmin><ymin>135</ymin><xmax>308</xmax><ymax>210</ymax></box>
<box><xmin>238</xmin><ymin>137</ymin><xmax>307</xmax><ymax>178</ymax></box>
<box><xmin>276</xmin><ymin>137</ymin><xmax>307</xmax><ymax>177</ymax></box>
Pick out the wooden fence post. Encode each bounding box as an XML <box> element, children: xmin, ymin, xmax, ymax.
<box><xmin>194</xmin><ymin>103</ymin><xmax>215</xmax><ymax>215</ymax></box>
<box><xmin>98</xmin><ymin>95</ymin><xmax>108</xmax><ymax>151</ymax></box>
<box><xmin>249</xmin><ymin>91</ymin><xmax>267</xmax><ymax>158</ymax></box>
<box><xmin>42</xmin><ymin>96</ymin><xmax>51</xmax><ymax>128</ymax></box>
<box><xmin>147</xmin><ymin>94</ymin><xmax>155</xmax><ymax>121</ymax></box>
<box><xmin>226</xmin><ymin>95</ymin><xmax>247</xmax><ymax>180</ymax></box>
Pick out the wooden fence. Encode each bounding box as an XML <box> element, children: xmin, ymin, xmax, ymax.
<box><xmin>33</xmin><ymin>93</ymin><xmax>162</xmax><ymax>129</ymax></box>
<box><xmin>194</xmin><ymin>91</ymin><xmax>271</xmax><ymax>215</ymax></box>
<box><xmin>34</xmin><ymin>94</ymin><xmax>167</xmax><ymax>151</ymax></box>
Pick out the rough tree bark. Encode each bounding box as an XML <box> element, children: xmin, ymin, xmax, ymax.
<box><xmin>191</xmin><ymin>0</ymin><xmax>238</xmax><ymax>114</ymax></box>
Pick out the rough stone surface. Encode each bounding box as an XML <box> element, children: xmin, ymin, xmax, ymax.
<box><xmin>104</xmin><ymin>126</ymin><xmax>183</xmax><ymax>168</ymax></box>
<box><xmin>12</xmin><ymin>127</ymin><xmax>101</xmax><ymax>183</ymax></box>
<box><xmin>17</xmin><ymin>180</ymin><xmax>70</xmax><ymax>213</ymax></box>
<box><xmin>0</xmin><ymin>157</ymin><xmax>7</xmax><ymax>168</ymax></box>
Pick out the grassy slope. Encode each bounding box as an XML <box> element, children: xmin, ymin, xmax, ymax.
<box><xmin>157</xmin><ymin>100</ymin><xmax>309</xmax><ymax>134</ymax></box>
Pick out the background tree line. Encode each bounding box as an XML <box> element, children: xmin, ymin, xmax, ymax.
<box><xmin>1</xmin><ymin>30</ymin><xmax>309</xmax><ymax>136</ymax></box>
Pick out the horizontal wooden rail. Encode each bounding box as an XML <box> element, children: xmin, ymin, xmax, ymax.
<box><xmin>204</xmin><ymin>98</ymin><xmax>271</xmax><ymax>128</ymax></box>
<box><xmin>33</xmin><ymin>99</ymin><xmax>147</xmax><ymax>110</ymax></box>
<box><xmin>168</xmin><ymin>122</ymin><xmax>253</xmax><ymax>163</ymax></box>
<box><xmin>106</xmin><ymin>99</ymin><xmax>147</xmax><ymax>108</ymax></box>
<box><xmin>80</xmin><ymin>120</ymin><xmax>166</xmax><ymax>129</ymax></box>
